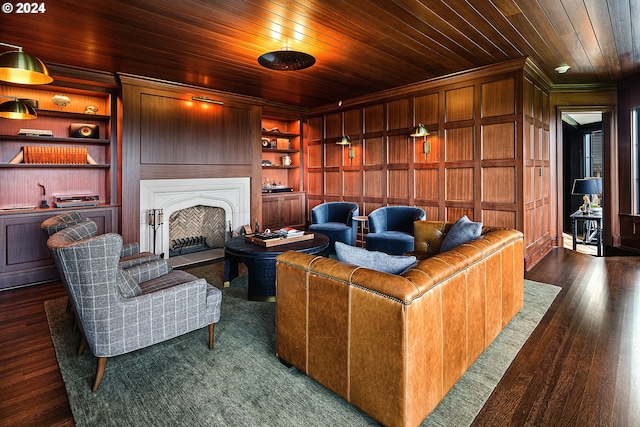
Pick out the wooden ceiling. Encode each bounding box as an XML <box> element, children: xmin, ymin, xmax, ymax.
<box><xmin>1</xmin><ymin>0</ymin><xmax>638</xmax><ymax>109</ymax></box>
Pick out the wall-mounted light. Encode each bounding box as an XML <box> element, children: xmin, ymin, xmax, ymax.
<box><xmin>0</xmin><ymin>42</ymin><xmax>53</xmax><ymax>85</ymax></box>
<box><xmin>191</xmin><ymin>96</ymin><xmax>223</xmax><ymax>105</ymax></box>
<box><xmin>0</xmin><ymin>96</ymin><xmax>37</xmax><ymax>119</ymax></box>
<box><xmin>336</xmin><ymin>135</ymin><xmax>355</xmax><ymax>164</ymax></box>
<box><xmin>410</xmin><ymin>124</ymin><xmax>430</xmax><ymax>158</ymax></box>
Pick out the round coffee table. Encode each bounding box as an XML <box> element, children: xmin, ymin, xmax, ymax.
<box><xmin>224</xmin><ymin>233</ymin><xmax>329</xmax><ymax>301</ymax></box>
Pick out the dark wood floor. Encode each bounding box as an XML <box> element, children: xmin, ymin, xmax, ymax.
<box><xmin>0</xmin><ymin>247</ymin><xmax>638</xmax><ymax>426</ymax></box>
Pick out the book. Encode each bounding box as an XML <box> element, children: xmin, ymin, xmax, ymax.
<box><xmin>279</xmin><ymin>227</ymin><xmax>305</xmax><ymax>238</ymax></box>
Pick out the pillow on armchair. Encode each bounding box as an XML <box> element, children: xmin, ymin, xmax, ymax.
<box><xmin>335</xmin><ymin>242</ymin><xmax>416</xmax><ymax>275</ymax></box>
<box><xmin>441</xmin><ymin>215</ymin><xmax>482</xmax><ymax>252</ymax></box>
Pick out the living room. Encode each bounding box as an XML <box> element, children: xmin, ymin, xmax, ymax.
<box><xmin>1</xmin><ymin>1</ymin><xmax>640</xmax><ymax>426</ymax></box>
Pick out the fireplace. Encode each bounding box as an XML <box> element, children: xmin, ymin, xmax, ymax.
<box><xmin>139</xmin><ymin>178</ymin><xmax>251</xmax><ymax>258</ymax></box>
<box><xmin>168</xmin><ymin>205</ymin><xmax>226</xmax><ymax>256</ymax></box>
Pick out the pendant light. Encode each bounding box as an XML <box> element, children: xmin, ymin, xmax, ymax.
<box><xmin>0</xmin><ymin>96</ymin><xmax>37</xmax><ymax>119</ymax></box>
<box><xmin>0</xmin><ymin>42</ymin><xmax>53</xmax><ymax>85</ymax></box>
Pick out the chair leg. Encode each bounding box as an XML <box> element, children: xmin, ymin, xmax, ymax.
<box><xmin>208</xmin><ymin>324</ymin><xmax>215</xmax><ymax>350</ymax></box>
<box><xmin>92</xmin><ymin>357</ymin><xmax>107</xmax><ymax>392</ymax></box>
<box><xmin>76</xmin><ymin>334</ymin><xmax>87</xmax><ymax>356</ymax></box>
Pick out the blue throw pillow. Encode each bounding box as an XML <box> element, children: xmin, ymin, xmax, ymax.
<box><xmin>335</xmin><ymin>242</ymin><xmax>417</xmax><ymax>275</ymax></box>
<box><xmin>440</xmin><ymin>215</ymin><xmax>482</xmax><ymax>252</ymax></box>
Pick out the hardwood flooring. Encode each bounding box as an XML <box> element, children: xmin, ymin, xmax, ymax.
<box><xmin>0</xmin><ymin>247</ymin><xmax>638</xmax><ymax>426</ymax></box>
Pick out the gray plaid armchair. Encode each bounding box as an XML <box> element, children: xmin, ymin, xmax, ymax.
<box><xmin>47</xmin><ymin>223</ymin><xmax>222</xmax><ymax>392</ymax></box>
<box><xmin>40</xmin><ymin>211</ymin><xmax>160</xmax><ymax>268</ymax></box>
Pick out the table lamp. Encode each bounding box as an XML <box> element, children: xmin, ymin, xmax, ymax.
<box><xmin>571</xmin><ymin>178</ymin><xmax>601</xmax><ymax>214</ymax></box>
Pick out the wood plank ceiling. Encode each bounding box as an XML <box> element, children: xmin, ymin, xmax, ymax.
<box><xmin>1</xmin><ymin>0</ymin><xmax>638</xmax><ymax>108</ymax></box>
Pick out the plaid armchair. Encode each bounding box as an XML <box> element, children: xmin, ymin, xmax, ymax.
<box><xmin>40</xmin><ymin>211</ymin><xmax>160</xmax><ymax>268</ymax></box>
<box><xmin>47</xmin><ymin>223</ymin><xmax>222</xmax><ymax>391</ymax></box>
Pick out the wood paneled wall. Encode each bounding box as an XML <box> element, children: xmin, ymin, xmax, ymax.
<box><xmin>119</xmin><ymin>74</ymin><xmax>264</xmax><ymax>244</ymax></box>
<box><xmin>617</xmin><ymin>75</ymin><xmax>640</xmax><ymax>251</ymax></box>
<box><xmin>305</xmin><ymin>58</ymin><xmax>552</xmax><ymax>269</ymax></box>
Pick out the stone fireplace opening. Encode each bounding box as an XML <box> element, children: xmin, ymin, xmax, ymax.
<box><xmin>139</xmin><ymin>177</ymin><xmax>251</xmax><ymax>264</ymax></box>
<box><xmin>168</xmin><ymin>205</ymin><xmax>226</xmax><ymax>257</ymax></box>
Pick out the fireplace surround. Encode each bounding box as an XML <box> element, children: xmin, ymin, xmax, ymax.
<box><xmin>139</xmin><ymin>178</ymin><xmax>251</xmax><ymax>258</ymax></box>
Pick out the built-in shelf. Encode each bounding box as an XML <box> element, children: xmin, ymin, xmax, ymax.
<box><xmin>0</xmin><ymin>135</ymin><xmax>110</xmax><ymax>145</ymax></box>
<box><xmin>0</xmin><ymin>163</ymin><xmax>110</xmax><ymax>168</ymax></box>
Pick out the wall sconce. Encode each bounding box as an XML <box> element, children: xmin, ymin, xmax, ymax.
<box><xmin>410</xmin><ymin>124</ymin><xmax>430</xmax><ymax>158</ymax></box>
<box><xmin>336</xmin><ymin>135</ymin><xmax>355</xmax><ymax>164</ymax></box>
<box><xmin>0</xmin><ymin>42</ymin><xmax>53</xmax><ymax>85</ymax></box>
<box><xmin>0</xmin><ymin>96</ymin><xmax>37</xmax><ymax>119</ymax></box>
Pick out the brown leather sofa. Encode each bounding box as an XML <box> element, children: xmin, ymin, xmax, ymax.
<box><xmin>275</xmin><ymin>220</ymin><xmax>524</xmax><ymax>427</ymax></box>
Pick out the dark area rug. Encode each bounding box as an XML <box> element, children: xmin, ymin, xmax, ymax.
<box><xmin>45</xmin><ymin>264</ymin><xmax>560</xmax><ymax>427</ymax></box>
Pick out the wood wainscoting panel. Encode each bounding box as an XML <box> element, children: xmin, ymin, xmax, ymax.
<box><xmin>482</xmin><ymin>167</ymin><xmax>516</xmax><ymax>203</ymax></box>
<box><xmin>364</xmin><ymin>137</ymin><xmax>384</xmax><ymax>165</ymax></box>
<box><xmin>414</xmin><ymin>168</ymin><xmax>440</xmax><ymax>201</ymax></box>
<box><xmin>419</xmin><ymin>205</ymin><xmax>440</xmax><ymax>221</ymax></box>
<box><xmin>481</xmin><ymin>78</ymin><xmax>516</xmax><ymax>117</ymax></box>
<box><xmin>307</xmin><ymin>144</ymin><xmax>324</xmax><ymax>168</ymax></box>
<box><xmin>325</xmin><ymin>112</ymin><xmax>341</xmax><ymax>140</ymax></box>
<box><xmin>308</xmin><ymin>170</ymin><xmax>324</xmax><ymax>195</ymax></box>
<box><xmin>344</xmin><ymin>109</ymin><xmax>362</xmax><ymax>136</ymax></box>
<box><xmin>414</xmin><ymin>93</ymin><xmax>440</xmax><ymax>126</ymax></box>
<box><xmin>482</xmin><ymin>209</ymin><xmax>516</xmax><ymax>229</ymax></box>
<box><xmin>387</xmin><ymin>99</ymin><xmax>410</xmax><ymax>130</ymax></box>
<box><xmin>326</xmin><ymin>142</ymin><xmax>341</xmax><ymax>168</ymax></box>
<box><xmin>387</xmin><ymin>170</ymin><xmax>409</xmax><ymax>199</ymax></box>
<box><xmin>343</xmin><ymin>170</ymin><xmax>362</xmax><ymax>197</ymax></box>
<box><xmin>364</xmin><ymin>169</ymin><xmax>383</xmax><ymax>198</ymax></box>
<box><xmin>445</xmin><ymin>127</ymin><xmax>474</xmax><ymax>162</ymax></box>
<box><xmin>140</xmin><ymin>93</ymin><xmax>251</xmax><ymax>165</ymax></box>
<box><xmin>445</xmin><ymin>86</ymin><xmax>475</xmax><ymax>122</ymax></box>
<box><xmin>387</xmin><ymin>135</ymin><xmax>410</xmax><ymax>164</ymax></box>
<box><xmin>446</xmin><ymin>207</ymin><xmax>474</xmax><ymax>222</ymax></box>
<box><xmin>308</xmin><ymin>116</ymin><xmax>324</xmax><ymax>141</ymax></box>
<box><xmin>445</xmin><ymin>168</ymin><xmax>474</xmax><ymax>201</ymax></box>
<box><xmin>364</xmin><ymin>202</ymin><xmax>383</xmax><ymax>216</ymax></box>
<box><xmin>325</xmin><ymin>171</ymin><xmax>341</xmax><ymax>195</ymax></box>
<box><xmin>414</xmin><ymin>130</ymin><xmax>441</xmax><ymax>164</ymax></box>
<box><xmin>482</xmin><ymin>122</ymin><xmax>516</xmax><ymax>160</ymax></box>
<box><xmin>364</xmin><ymin>104</ymin><xmax>384</xmax><ymax>134</ymax></box>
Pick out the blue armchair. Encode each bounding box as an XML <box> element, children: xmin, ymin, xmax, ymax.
<box><xmin>308</xmin><ymin>202</ymin><xmax>359</xmax><ymax>254</ymax></box>
<box><xmin>47</xmin><ymin>222</ymin><xmax>222</xmax><ymax>391</ymax></box>
<box><xmin>366</xmin><ymin>206</ymin><xmax>426</xmax><ymax>255</ymax></box>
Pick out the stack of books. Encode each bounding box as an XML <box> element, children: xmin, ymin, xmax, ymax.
<box><xmin>279</xmin><ymin>227</ymin><xmax>304</xmax><ymax>238</ymax></box>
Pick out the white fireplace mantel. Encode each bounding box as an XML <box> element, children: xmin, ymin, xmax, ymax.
<box><xmin>139</xmin><ymin>177</ymin><xmax>250</xmax><ymax>257</ymax></box>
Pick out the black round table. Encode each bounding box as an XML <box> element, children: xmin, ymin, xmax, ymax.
<box><xmin>224</xmin><ymin>233</ymin><xmax>329</xmax><ymax>301</ymax></box>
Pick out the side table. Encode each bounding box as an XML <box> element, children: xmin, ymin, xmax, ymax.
<box><xmin>570</xmin><ymin>209</ymin><xmax>603</xmax><ymax>256</ymax></box>
<box><xmin>353</xmin><ymin>215</ymin><xmax>368</xmax><ymax>248</ymax></box>
<box><xmin>224</xmin><ymin>233</ymin><xmax>330</xmax><ymax>301</ymax></box>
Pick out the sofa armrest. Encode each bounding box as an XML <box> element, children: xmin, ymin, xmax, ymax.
<box><xmin>121</xmin><ymin>242</ymin><xmax>139</xmax><ymax>257</ymax></box>
<box><xmin>125</xmin><ymin>259</ymin><xmax>172</xmax><ymax>283</ymax></box>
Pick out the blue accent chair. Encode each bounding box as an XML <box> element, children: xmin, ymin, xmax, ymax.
<box><xmin>308</xmin><ymin>202</ymin><xmax>359</xmax><ymax>254</ymax></box>
<box><xmin>366</xmin><ymin>206</ymin><xmax>426</xmax><ymax>255</ymax></box>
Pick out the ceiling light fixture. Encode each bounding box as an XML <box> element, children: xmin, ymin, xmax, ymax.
<box><xmin>0</xmin><ymin>96</ymin><xmax>37</xmax><ymax>119</ymax></box>
<box><xmin>0</xmin><ymin>42</ymin><xmax>53</xmax><ymax>85</ymax></box>
<box><xmin>258</xmin><ymin>50</ymin><xmax>316</xmax><ymax>71</ymax></box>
<box><xmin>410</xmin><ymin>124</ymin><xmax>430</xmax><ymax>158</ymax></box>
<box><xmin>555</xmin><ymin>64</ymin><xmax>571</xmax><ymax>74</ymax></box>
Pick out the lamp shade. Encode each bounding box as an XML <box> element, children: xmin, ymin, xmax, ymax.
<box><xmin>0</xmin><ymin>99</ymin><xmax>37</xmax><ymax>119</ymax></box>
<box><xmin>410</xmin><ymin>124</ymin><xmax>429</xmax><ymax>137</ymax></box>
<box><xmin>571</xmin><ymin>178</ymin><xmax>600</xmax><ymax>195</ymax></box>
<box><xmin>0</xmin><ymin>49</ymin><xmax>53</xmax><ymax>85</ymax></box>
<box><xmin>336</xmin><ymin>135</ymin><xmax>351</xmax><ymax>145</ymax></box>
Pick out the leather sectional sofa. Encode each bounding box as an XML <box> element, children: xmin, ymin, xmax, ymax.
<box><xmin>275</xmin><ymin>220</ymin><xmax>524</xmax><ymax>427</ymax></box>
